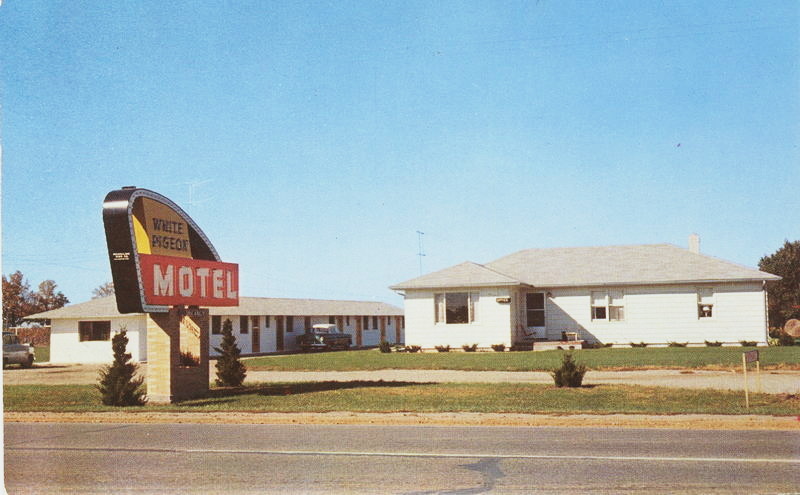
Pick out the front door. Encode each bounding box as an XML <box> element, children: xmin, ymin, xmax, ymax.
<box><xmin>276</xmin><ymin>316</ymin><xmax>284</xmax><ymax>352</ymax></box>
<box><xmin>525</xmin><ymin>292</ymin><xmax>546</xmax><ymax>339</ymax></box>
<box><xmin>251</xmin><ymin>316</ymin><xmax>261</xmax><ymax>354</ymax></box>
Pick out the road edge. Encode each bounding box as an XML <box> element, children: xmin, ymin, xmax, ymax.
<box><xmin>5</xmin><ymin>411</ymin><xmax>800</xmax><ymax>430</ymax></box>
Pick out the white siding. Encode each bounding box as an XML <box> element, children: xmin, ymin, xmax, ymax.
<box><xmin>543</xmin><ymin>282</ymin><xmax>768</xmax><ymax>345</ymax></box>
<box><xmin>50</xmin><ymin>316</ymin><xmax>147</xmax><ymax>364</ymax></box>
<box><xmin>403</xmin><ymin>287</ymin><xmax>513</xmax><ymax>349</ymax></box>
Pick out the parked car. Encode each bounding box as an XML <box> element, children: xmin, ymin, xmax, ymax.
<box><xmin>3</xmin><ymin>332</ymin><xmax>35</xmax><ymax>368</ymax></box>
<box><xmin>296</xmin><ymin>324</ymin><xmax>352</xmax><ymax>352</ymax></box>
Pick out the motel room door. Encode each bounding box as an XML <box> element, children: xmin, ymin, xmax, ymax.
<box><xmin>251</xmin><ymin>316</ymin><xmax>260</xmax><ymax>353</ymax></box>
<box><xmin>525</xmin><ymin>292</ymin><xmax>546</xmax><ymax>339</ymax></box>
<box><xmin>275</xmin><ymin>316</ymin><xmax>284</xmax><ymax>352</ymax></box>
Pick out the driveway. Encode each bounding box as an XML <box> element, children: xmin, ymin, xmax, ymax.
<box><xmin>4</xmin><ymin>364</ymin><xmax>800</xmax><ymax>394</ymax></box>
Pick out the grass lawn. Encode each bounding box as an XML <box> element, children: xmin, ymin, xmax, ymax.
<box><xmin>4</xmin><ymin>382</ymin><xmax>799</xmax><ymax>415</ymax></box>
<box><xmin>243</xmin><ymin>347</ymin><xmax>800</xmax><ymax>372</ymax></box>
<box><xmin>34</xmin><ymin>346</ymin><xmax>49</xmax><ymax>363</ymax></box>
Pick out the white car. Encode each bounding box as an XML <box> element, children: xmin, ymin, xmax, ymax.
<box><xmin>3</xmin><ymin>332</ymin><xmax>35</xmax><ymax>368</ymax></box>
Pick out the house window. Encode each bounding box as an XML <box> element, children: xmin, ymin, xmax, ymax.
<box><xmin>212</xmin><ymin>315</ymin><xmax>221</xmax><ymax>334</ymax></box>
<box><xmin>609</xmin><ymin>290</ymin><xmax>625</xmax><ymax>321</ymax></box>
<box><xmin>287</xmin><ymin>316</ymin><xmax>294</xmax><ymax>332</ymax></box>
<box><xmin>591</xmin><ymin>290</ymin><xmax>625</xmax><ymax>321</ymax></box>
<box><xmin>240</xmin><ymin>316</ymin><xmax>249</xmax><ymax>334</ymax></box>
<box><xmin>526</xmin><ymin>293</ymin><xmax>545</xmax><ymax>327</ymax></box>
<box><xmin>591</xmin><ymin>291</ymin><xmax>607</xmax><ymax>320</ymax></box>
<box><xmin>434</xmin><ymin>292</ymin><xmax>479</xmax><ymax>324</ymax></box>
<box><xmin>78</xmin><ymin>321</ymin><xmax>111</xmax><ymax>341</ymax></box>
<box><xmin>697</xmin><ymin>288</ymin><xmax>714</xmax><ymax>318</ymax></box>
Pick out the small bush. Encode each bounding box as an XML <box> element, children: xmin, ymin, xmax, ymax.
<box><xmin>604</xmin><ymin>343</ymin><xmax>614</xmax><ymax>348</ymax></box>
<box><xmin>97</xmin><ymin>330</ymin><xmax>146</xmax><ymax>406</ymax></box>
<box><xmin>740</xmin><ymin>341</ymin><xmax>758</xmax><ymax>347</ymax></box>
<box><xmin>462</xmin><ymin>344</ymin><xmax>478</xmax><ymax>352</ymax></box>
<box><xmin>214</xmin><ymin>319</ymin><xmax>247</xmax><ymax>387</ymax></box>
<box><xmin>630</xmin><ymin>342</ymin><xmax>648</xmax><ymax>348</ymax></box>
<box><xmin>776</xmin><ymin>332</ymin><xmax>796</xmax><ymax>346</ymax></box>
<box><xmin>704</xmin><ymin>340</ymin><xmax>723</xmax><ymax>347</ymax></box>
<box><xmin>435</xmin><ymin>345</ymin><xmax>450</xmax><ymax>353</ymax></box>
<box><xmin>667</xmin><ymin>342</ymin><xmax>688</xmax><ymax>348</ymax></box>
<box><xmin>179</xmin><ymin>350</ymin><xmax>200</xmax><ymax>367</ymax></box>
<box><xmin>405</xmin><ymin>345</ymin><xmax>421</xmax><ymax>353</ymax></box>
<box><xmin>551</xmin><ymin>353</ymin><xmax>587</xmax><ymax>388</ymax></box>
<box><xmin>491</xmin><ymin>344</ymin><xmax>506</xmax><ymax>352</ymax></box>
<box><xmin>379</xmin><ymin>340</ymin><xmax>392</xmax><ymax>353</ymax></box>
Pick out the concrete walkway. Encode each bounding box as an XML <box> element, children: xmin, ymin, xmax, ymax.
<box><xmin>5</xmin><ymin>365</ymin><xmax>799</xmax><ymax>395</ymax></box>
<box><xmin>245</xmin><ymin>369</ymin><xmax>800</xmax><ymax>395</ymax></box>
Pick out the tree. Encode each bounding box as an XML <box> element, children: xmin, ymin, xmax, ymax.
<box><xmin>97</xmin><ymin>330</ymin><xmax>146</xmax><ymax>406</ymax></box>
<box><xmin>92</xmin><ymin>282</ymin><xmax>115</xmax><ymax>299</ymax></box>
<box><xmin>213</xmin><ymin>318</ymin><xmax>247</xmax><ymax>387</ymax></box>
<box><xmin>759</xmin><ymin>240</ymin><xmax>800</xmax><ymax>328</ymax></box>
<box><xmin>2</xmin><ymin>271</ymin><xmax>34</xmax><ymax>328</ymax></box>
<box><xmin>2</xmin><ymin>272</ymin><xmax>68</xmax><ymax>328</ymax></box>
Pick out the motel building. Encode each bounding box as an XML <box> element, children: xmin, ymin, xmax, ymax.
<box><xmin>27</xmin><ymin>296</ymin><xmax>404</xmax><ymax>364</ymax></box>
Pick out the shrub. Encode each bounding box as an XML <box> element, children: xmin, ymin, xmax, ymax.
<box><xmin>214</xmin><ymin>319</ymin><xmax>247</xmax><ymax>387</ymax></box>
<box><xmin>179</xmin><ymin>350</ymin><xmax>200</xmax><ymax>367</ymax></box>
<box><xmin>551</xmin><ymin>353</ymin><xmax>587</xmax><ymax>388</ymax></box>
<box><xmin>97</xmin><ymin>330</ymin><xmax>146</xmax><ymax>406</ymax></box>
<box><xmin>604</xmin><ymin>343</ymin><xmax>614</xmax><ymax>348</ymax></box>
<box><xmin>776</xmin><ymin>332</ymin><xmax>796</xmax><ymax>346</ymax></box>
<box><xmin>630</xmin><ymin>342</ymin><xmax>648</xmax><ymax>348</ymax></box>
<box><xmin>667</xmin><ymin>342</ymin><xmax>688</xmax><ymax>348</ymax></box>
<box><xmin>704</xmin><ymin>340</ymin><xmax>723</xmax><ymax>347</ymax></box>
<box><xmin>739</xmin><ymin>341</ymin><xmax>758</xmax><ymax>347</ymax></box>
<box><xmin>435</xmin><ymin>345</ymin><xmax>450</xmax><ymax>352</ymax></box>
<box><xmin>405</xmin><ymin>345</ymin><xmax>421</xmax><ymax>353</ymax></box>
<box><xmin>379</xmin><ymin>340</ymin><xmax>392</xmax><ymax>353</ymax></box>
<box><xmin>491</xmin><ymin>344</ymin><xmax>506</xmax><ymax>352</ymax></box>
<box><xmin>462</xmin><ymin>344</ymin><xmax>478</xmax><ymax>352</ymax></box>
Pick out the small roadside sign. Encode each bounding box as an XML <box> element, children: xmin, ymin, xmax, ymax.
<box><xmin>742</xmin><ymin>350</ymin><xmax>761</xmax><ymax>409</ymax></box>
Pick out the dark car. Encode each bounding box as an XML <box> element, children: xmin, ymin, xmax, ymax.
<box><xmin>3</xmin><ymin>332</ymin><xmax>35</xmax><ymax>368</ymax></box>
<box><xmin>296</xmin><ymin>324</ymin><xmax>352</xmax><ymax>352</ymax></box>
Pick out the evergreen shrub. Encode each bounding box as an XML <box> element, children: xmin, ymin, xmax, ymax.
<box><xmin>96</xmin><ymin>330</ymin><xmax>146</xmax><ymax>406</ymax></box>
<box><xmin>214</xmin><ymin>319</ymin><xmax>247</xmax><ymax>387</ymax></box>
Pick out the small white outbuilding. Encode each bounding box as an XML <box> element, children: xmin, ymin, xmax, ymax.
<box><xmin>390</xmin><ymin>241</ymin><xmax>780</xmax><ymax>349</ymax></box>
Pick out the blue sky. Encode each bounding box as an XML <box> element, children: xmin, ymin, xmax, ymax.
<box><xmin>2</xmin><ymin>1</ymin><xmax>798</xmax><ymax>307</ymax></box>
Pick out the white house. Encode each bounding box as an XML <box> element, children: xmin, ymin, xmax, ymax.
<box><xmin>390</xmin><ymin>240</ymin><xmax>780</xmax><ymax>349</ymax></box>
<box><xmin>28</xmin><ymin>296</ymin><xmax>404</xmax><ymax>364</ymax></box>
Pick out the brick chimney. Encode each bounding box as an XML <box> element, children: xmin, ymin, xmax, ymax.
<box><xmin>688</xmin><ymin>233</ymin><xmax>700</xmax><ymax>254</ymax></box>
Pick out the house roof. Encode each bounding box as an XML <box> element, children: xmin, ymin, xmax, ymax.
<box><xmin>389</xmin><ymin>261</ymin><xmax>521</xmax><ymax>290</ymax></box>
<box><xmin>390</xmin><ymin>243</ymin><xmax>780</xmax><ymax>290</ymax></box>
<box><xmin>26</xmin><ymin>296</ymin><xmax>403</xmax><ymax>320</ymax></box>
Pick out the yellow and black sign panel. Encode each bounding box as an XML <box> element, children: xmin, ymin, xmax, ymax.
<box><xmin>132</xmin><ymin>197</ymin><xmax>192</xmax><ymax>258</ymax></box>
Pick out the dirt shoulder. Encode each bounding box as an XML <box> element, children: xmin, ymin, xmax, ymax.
<box><xmin>5</xmin><ymin>411</ymin><xmax>799</xmax><ymax>430</ymax></box>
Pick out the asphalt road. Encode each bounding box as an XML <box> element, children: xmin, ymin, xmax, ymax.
<box><xmin>5</xmin><ymin>423</ymin><xmax>799</xmax><ymax>494</ymax></box>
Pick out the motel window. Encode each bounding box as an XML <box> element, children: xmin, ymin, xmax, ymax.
<box><xmin>526</xmin><ymin>293</ymin><xmax>545</xmax><ymax>327</ymax></box>
<box><xmin>240</xmin><ymin>316</ymin><xmax>249</xmax><ymax>334</ymax></box>
<box><xmin>78</xmin><ymin>321</ymin><xmax>111</xmax><ymax>341</ymax></box>
<box><xmin>346</xmin><ymin>316</ymin><xmax>350</xmax><ymax>326</ymax></box>
<box><xmin>697</xmin><ymin>288</ymin><xmax>714</xmax><ymax>318</ymax></box>
<box><xmin>264</xmin><ymin>316</ymin><xmax>270</xmax><ymax>328</ymax></box>
<box><xmin>387</xmin><ymin>317</ymin><xmax>392</xmax><ymax>328</ymax></box>
<box><xmin>329</xmin><ymin>315</ymin><xmax>335</xmax><ymax>324</ymax></box>
<box><xmin>591</xmin><ymin>290</ymin><xmax>625</xmax><ymax>321</ymax></box>
<box><xmin>372</xmin><ymin>316</ymin><xmax>378</xmax><ymax>329</ymax></box>
<box><xmin>591</xmin><ymin>291</ymin><xmax>607</xmax><ymax>320</ymax></box>
<box><xmin>363</xmin><ymin>316</ymin><xmax>369</xmax><ymax>329</ymax></box>
<box><xmin>212</xmin><ymin>316</ymin><xmax>221</xmax><ymax>334</ymax></box>
<box><xmin>287</xmin><ymin>316</ymin><xmax>294</xmax><ymax>332</ymax></box>
<box><xmin>434</xmin><ymin>292</ymin><xmax>479</xmax><ymax>324</ymax></box>
<box><xmin>304</xmin><ymin>316</ymin><xmax>311</xmax><ymax>330</ymax></box>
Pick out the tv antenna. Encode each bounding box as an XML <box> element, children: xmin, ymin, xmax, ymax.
<box><xmin>416</xmin><ymin>230</ymin><xmax>426</xmax><ymax>275</ymax></box>
<box><xmin>184</xmin><ymin>179</ymin><xmax>213</xmax><ymax>207</ymax></box>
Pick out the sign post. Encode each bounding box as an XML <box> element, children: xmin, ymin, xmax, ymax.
<box><xmin>103</xmin><ymin>187</ymin><xmax>239</xmax><ymax>403</ymax></box>
<box><xmin>742</xmin><ymin>349</ymin><xmax>759</xmax><ymax>409</ymax></box>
